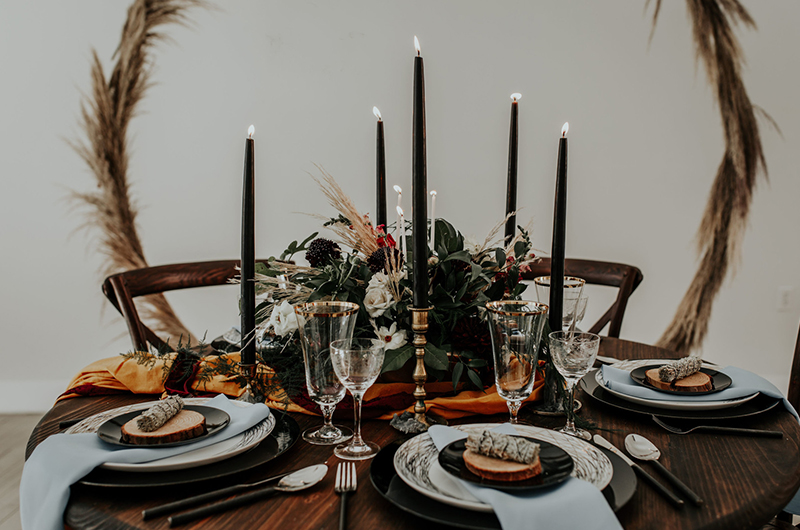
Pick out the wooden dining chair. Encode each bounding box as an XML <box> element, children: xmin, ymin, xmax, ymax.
<box><xmin>773</xmin><ymin>324</ymin><xmax>800</xmax><ymax>527</ymax></box>
<box><xmin>102</xmin><ymin>259</ymin><xmax>271</xmax><ymax>352</ymax></box>
<box><xmin>519</xmin><ymin>257</ymin><xmax>643</xmax><ymax>338</ymax></box>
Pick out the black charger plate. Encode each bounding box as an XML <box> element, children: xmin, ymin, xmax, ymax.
<box><xmin>79</xmin><ymin>412</ymin><xmax>299</xmax><ymax>488</ymax></box>
<box><xmin>630</xmin><ymin>365</ymin><xmax>732</xmax><ymax>395</ymax></box>
<box><xmin>96</xmin><ymin>405</ymin><xmax>230</xmax><ymax>448</ymax></box>
<box><xmin>438</xmin><ymin>437</ymin><xmax>573</xmax><ymax>492</ymax></box>
<box><xmin>581</xmin><ymin>368</ymin><xmax>780</xmax><ymax>420</ymax></box>
<box><xmin>370</xmin><ymin>438</ymin><xmax>636</xmax><ymax>529</ymax></box>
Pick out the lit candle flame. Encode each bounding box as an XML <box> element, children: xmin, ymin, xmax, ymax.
<box><xmin>511</xmin><ymin>93</ymin><xmax>522</xmax><ymax>101</ymax></box>
<box><xmin>430</xmin><ymin>190</ymin><xmax>437</xmax><ymax>196</ymax></box>
<box><xmin>394</xmin><ymin>185</ymin><xmax>402</xmax><ymax>194</ymax></box>
<box><xmin>414</xmin><ymin>36</ymin><xmax>421</xmax><ymax>56</ymax></box>
<box><xmin>397</xmin><ymin>205</ymin><xmax>404</xmax><ymax>216</ymax></box>
<box><xmin>248</xmin><ymin>125</ymin><xmax>255</xmax><ymax>138</ymax></box>
<box><xmin>562</xmin><ymin>122</ymin><xmax>569</xmax><ymax>137</ymax></box>
<box><xmin>373</xmin><ymin>106</ymin><xmax>382</xmax><ymax>120</ymax></box>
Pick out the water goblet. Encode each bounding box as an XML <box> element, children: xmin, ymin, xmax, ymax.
<box><xmin>485</xmin><ymin>301</ymin><xmax>548</xmax><ymax>424</ymax></box>
<box><xmin>548</xmin><ymin>331</ymin><xmax>600</xmax><ymax>440</ymax></box>
<box><xmin>294</xmin><ymin>301</ymin><xmax>358</xmax><ymax>445</ymax></box>
<box><xmin>534</xmin><ymin>276</ymin><xmax>587</xmax><ymax>331</ymax></box>
<box><xmin>330</xmin><ymin>338</ymin><xmax>385</xmax><ymax>460</ymax></box>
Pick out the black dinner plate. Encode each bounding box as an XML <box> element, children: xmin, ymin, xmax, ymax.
<box><xmin>96</xmin><ymin>405</ymin><xmax>230</xmax><ymax>448</ymax></box>
<box><xmin>438</xmin><ymin>437</ymin><xmax>574</xmax><ymax>492</ymax></box>
<box><xmin>370</xmin><ymin>438</ymin><xmax>636</xmax><ymax>529</ymax></box>
<box><xmin>630</xmin><ymin>365</ymin><xmax>732</xmax><ymax>395</ymax></box>
<box><xmin>79</xmin><ymin>412</ymin><xmax>299</xmax><ymax>488</ymax></box>
<box><xmin>581</xmin><ymin>368</ymin><xmax>780</xmax><ymax>420</ymax></box>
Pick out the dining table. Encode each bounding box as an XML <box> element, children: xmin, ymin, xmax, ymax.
<box><xmin>25</xmin><ymin>337</ymin><xmax>800</xmax><ymax>530</ymax></box>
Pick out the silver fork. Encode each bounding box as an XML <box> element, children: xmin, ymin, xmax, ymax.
<box><xmin>335</xmin><ymin>462</ymin><xmax>357</xmax><ymax>530</ymax></box>
<box><xmin>651</xmin><ymin>415</ymin><xmax>782</xmax><ymax>437</ymax></box>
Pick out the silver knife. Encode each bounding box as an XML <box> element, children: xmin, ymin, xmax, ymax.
<box><xmin>593</xmin><ymin>434</ymin><xmax>684</xmax><ymax>508</ymax></box>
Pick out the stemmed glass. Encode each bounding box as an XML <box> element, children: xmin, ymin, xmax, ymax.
<box><xmin>534</xmin><ymin>276</ymin><xmax>587</xmax><ymax>331</ymax></box>
<box><xmin>485</xmin><ymin>301</ymin><xmax>548</xmax><ymax>424</ymax></box>
<box><xmin>294</xmin><ymin>301</ymin><xmax>358</xmax><ymax>445</ymax></box>
<box><xmin>548</xmin><ymin>331</ymin><xmax>600</xmax><ymax>439</ymax></box>
<box><xmin>330</xmin><ymin>338</ymin><xmax>385</xmax><ymax>460</ymax></box>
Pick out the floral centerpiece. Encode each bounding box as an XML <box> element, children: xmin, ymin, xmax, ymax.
<box><xmin>253</xmin><ymin>171</ymin><xmax>537</xmax><ymax>393</ymax></box>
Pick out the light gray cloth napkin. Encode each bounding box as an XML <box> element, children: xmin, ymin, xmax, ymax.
<box><xmin>601</xmin><ymin>364</ymin><xmax>800</xmax><ymax>421</ymax></box>
<box><xmin>427</xmin><ymin>425</ymin><xmax>622</xmax><ymax>530</ymax></box>
<box><xmin>20</xmin><ymin>394</ymin><xmax>271</xmax><ymax>530</ymax></box>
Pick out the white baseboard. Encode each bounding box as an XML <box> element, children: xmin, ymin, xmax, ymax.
<box><xmin>0</xmin><ymin>380</ymin><xmax>68</xmax><ymax>413</ymax></box>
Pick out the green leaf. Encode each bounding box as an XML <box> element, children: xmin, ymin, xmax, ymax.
<box><xmin>382</xmin><ymin>345</ymin><xmax>415</xmax><ymax>373</ymax></box>
<box><xmin>452</xmin><ymin>362</ymin><xmax>464</xmax><ymax>392</ymax></box>
<box><xmin>514</xmin><ymin>241</ymin><xmax>527</xmax><ymax>258</ymax></box>
<box><xmin>466</xmin><ymin>368</ymin><xmax>484</xmax><ymax>390</ymax></box>
<box><xmin>495</xmin><ymin>248</ymin><xmax>505</xmax><ymax>266</ymax></box>
<box><xmin>424</xmin><ymin>343</ymin><xmax>449</xmax><ymax>370</ymax></box>
<box><xmin>443</xmin><ymin>250</ymin><xmax>471</xmax><ymax>264</ymax></box>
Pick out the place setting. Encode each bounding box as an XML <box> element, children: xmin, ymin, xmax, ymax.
<box><xmin>581</xmin><ymin>355</ymin><xmax>798</xmax><ymax>425</ymax></box>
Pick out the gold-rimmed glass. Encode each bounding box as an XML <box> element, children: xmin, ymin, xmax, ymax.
<box><xmin>533</xmin><ymin>276</ymin><xmax>587</xmax><ymax>332</ymax></box>
<box><xmin>485</xmin><ymin>301</ymin><xmax>548</xmax><ymax>424</ymax></box>
<box><xmin>294</xmin><ymin>301</ymin><xmax>359</xmax><ymax>445</ymax></box>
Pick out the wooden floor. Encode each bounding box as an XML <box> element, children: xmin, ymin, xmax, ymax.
<box><xmin>0</xmin><ymin>414</ymin><xmax>42</xmax><ymax>530</ymax></box>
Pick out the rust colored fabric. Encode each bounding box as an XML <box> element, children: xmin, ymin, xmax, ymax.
<box><xmin>59</xmin><ymin>352</ymin><xmax>544</xmax><ymax>420</ymax></box>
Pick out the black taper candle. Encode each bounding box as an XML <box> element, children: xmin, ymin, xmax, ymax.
<box><xmin>241</xmin><ymin>126</ymin><xmax>256</xmax><ymax>366</ymax></box>
<box><xmin>504</xmin><ymin>93</ymin><xmax>521</xmax><ymax>245</ymax></box>
<box><xmin>549</xmin><ymin>123</ymin><xmax>569</xmax><ymax>332</ymax></box>
<box><xmin>375</xmin><ymin>107</ymin><xmax>387</xmax><ymax>228</ymax></box>
<box><xmin>412</xmin><ymin>36</ymin><xmax>428</xmax><ymax>308</ymax></box>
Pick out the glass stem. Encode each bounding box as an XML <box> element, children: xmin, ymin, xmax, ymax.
<box><xmin>507</xmin><ymin>401</ymin><xmax>521</xmax><ymax>424</ymax></box>
<box><xmin>565</xmin><ymin>381</ymin><xmax>576</xmax><ymax>432</ymax></box>
<box><xmin>352</xmin><ymin>392</ymin><xmax>364</xmax><ymax>445</ymax></box>
<box><xmin>320</xmin><ymin>403</ymin><xmax>335</xmax><ymax>433</ymax></box>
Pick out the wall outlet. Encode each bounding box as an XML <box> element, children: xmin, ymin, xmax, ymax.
<box><xmin>777</xmin><ymin>285</ymin><xmax>794</xmax><ymax>312</ymax></box>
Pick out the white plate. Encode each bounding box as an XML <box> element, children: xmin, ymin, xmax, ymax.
<box><xmin>392</xmin><ymin>423</ymin><xmax>614</xmax><ymax>513</ymax></box>
<box><xmin>66</xmin><ymin>397</ymin><xmax>275</xmax><ymax>473</ymax></box>
<box><xmin>596</xmin><ymin>359</ymin><xmax>759</xmax><ymax>411</ymax></box>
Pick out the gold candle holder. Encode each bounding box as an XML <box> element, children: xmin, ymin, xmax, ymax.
<box><xmin>410</xmin><ymin>307</ymin><xmax>446</xmax><ymax>427</ymax></box>
<box><xmin>237</xmin><ymin>362</ymin><xmax>260</xmax><ymax>404</ymax></box>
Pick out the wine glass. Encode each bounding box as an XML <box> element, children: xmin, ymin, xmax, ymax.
<box><xmin>294</xmin><ymin>301</ymin><xmax>358</xmax><ymax>445</ymax></box>
<box><xmin>330</xmin><ymin>338</ymin><xmax>385</xmax><ymax>460</ymax></box>
<box><xmin>548</xmin><ymin>331</ymin><xmax>600</xmax><ymax>439</ymax></box>
<box><xmin>485</xmin><ymin>301</ymin><xmax>548</xmax><ymax>424</ymax></box>
<box><xmin>534</xmin><ymin>276</ymin><xmax>587</xmax><ymax>331</ymax></box>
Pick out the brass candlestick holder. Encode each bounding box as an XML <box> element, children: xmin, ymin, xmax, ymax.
<box><xmin>236</xmin><ymin>361</ymin><xmax>260</xmax><ymax>404</ymax></box>
<box><xmin>410</xmin><ymin>307</ymin><xmax>446</xmax><ymax>427</ymax></box>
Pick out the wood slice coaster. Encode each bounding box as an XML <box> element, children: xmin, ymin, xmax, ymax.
<box><xmin>645</xmin><ymin>368</ymin><xmax>713</xmax><ymax>393</ymax></box>
<box><xmin>121</xmin><ymin>410</ymin><xmax>206</xmax><ymax>445</ymax></box>
<box><xmin>463</xmin><ymin>449</ymin><xmax>542</xmax><ymax>482</ymax></box>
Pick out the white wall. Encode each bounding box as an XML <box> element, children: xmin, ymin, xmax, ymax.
<box><xmin>1</xmin><ymin>1</ymin><xmax>798</xmax><ymax>413</ymax></box>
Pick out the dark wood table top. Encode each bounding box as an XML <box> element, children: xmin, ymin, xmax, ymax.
<box><xmin>26</xmin><ymin>338</ymin><xmax>800</xmax><ymax>530</ymax></box>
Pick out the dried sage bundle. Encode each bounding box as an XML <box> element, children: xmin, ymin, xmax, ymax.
<box><xmin>465</xmin><ymin>430</ymin><xmax>540</xmax><ymax>464</ymax></box>
<box><xmin>136</xmin><ymin>396</ymin><xmax>184</xmax><ymax>432</ymax></box>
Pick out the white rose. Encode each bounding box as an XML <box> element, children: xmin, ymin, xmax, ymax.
<box><xmin>268</xmin><ymin>300</ymin><xmax>299</xmax><ymax>336</ymax></box>
<box><xmin>373</xmin><ymin>322</ymin><xmax>408</xmax><ymax>350</ymax></box>
<box><xmin>367</xmin><ymin>270</ymin><xmax>405</xmax><ymax>291</ymax></box>
<box><xmin>464</xmin><ymin>235</ymin><xmax>482</xmax><ymax>256</ymax></box>
<box><xmin>364</xmin><ymin>286</ymin><xmax>395</xmax><ymax>318</ymax></box>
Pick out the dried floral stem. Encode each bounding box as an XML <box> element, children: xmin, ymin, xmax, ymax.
<box><xmin>650</xmin><ymin>0</ymin><xmax>769</xmax><ymax>353</ymax></box>
<box><xmin>71</xmin><ymin>0</ymin><xmax>205</xmax><ymax>345</ymax></box>
<box><xmin>311</xmin><ymin>166</ymin><xmax>381</xmax><ymax>258</ymax></box>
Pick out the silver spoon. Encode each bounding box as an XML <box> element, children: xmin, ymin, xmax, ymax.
<box><xmin>168</xmin><ymin>464</ymin><xmax>328</xmax><ymax>527</ymax></box>
<box><xmin>625</xmin><ymin>434</ymin><xmax>703</xmax><ymax>506</ymax></box>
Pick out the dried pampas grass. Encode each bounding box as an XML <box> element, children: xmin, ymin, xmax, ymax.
<box><xmin>650</xmin><ymin>0</ymin><xmax>770</xmax><ymax>353</ymax></box>
<box><xmin>311</xmin><ymin>166</ymin><xmax>381</xmax><ymax>258</ymax></box>
<box><xmin>71</xmin><ymin>0</ymin><xmax>205</xmax><ymax>345</ymax></box>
